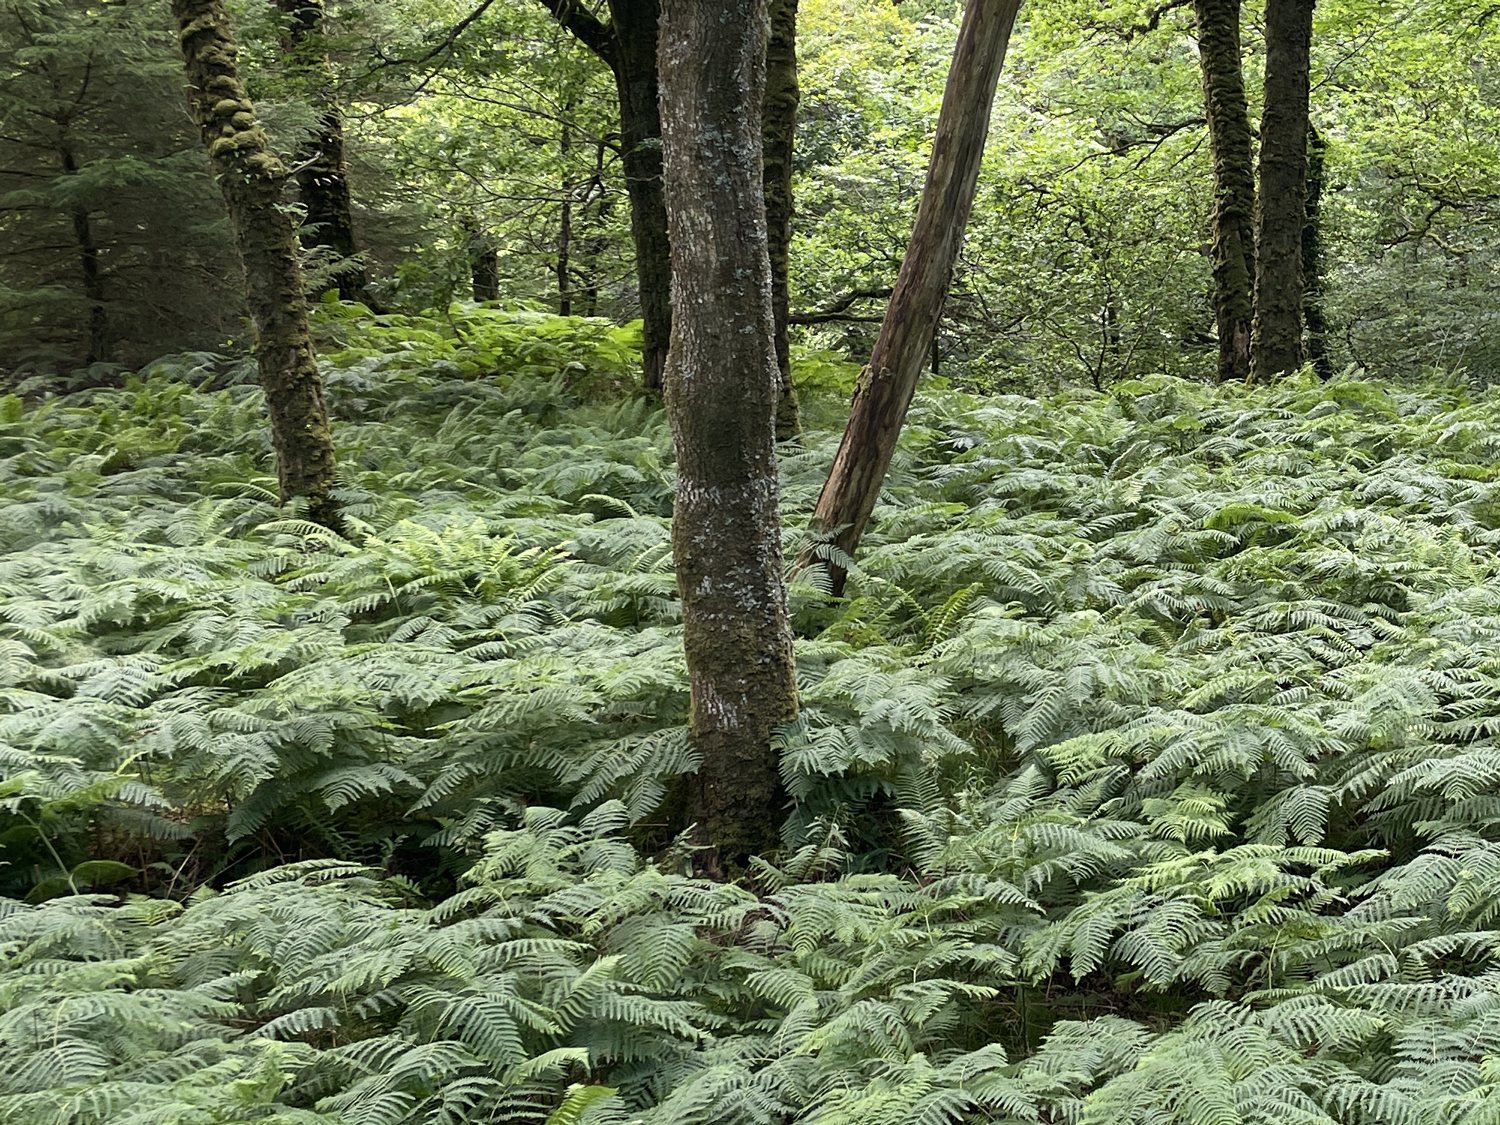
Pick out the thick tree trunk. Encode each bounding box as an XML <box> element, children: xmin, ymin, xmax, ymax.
<box><xmin>658</xmin><ymin>0</ymin><xmax>798</xmax><ymax>873</ymax></box>
<box><xmin>58</xmin><ymin>148</ymin><xmax>108</xmax><ymax>364</ymax></box>
<box><xmin>799</xmin><ymin>0</ymin><xmax>1022</xmax><ymax>595</ymax></box>
<box><xmin>276</xmin><ymin>0</ymin><xmax>369</xmax><ymax>306</ymax></box>
<box><xmin>1250</xmin><ymin>0</ymin><xmax>1315</xmax><ymax>384</ymax></box>
<box><xmin>1303</xmin><ymin>122</ymin><xmax>1332</xmax><ymax>380</ymax></box>
<box><xmin>537</xmin><ymin>0</ymin><xmax>672</xmax><ymax>390</ymax></box>
<box><xmin>764</xmin><ymin>0</ymin><xmax>801</xmax><ymax>440</ymax></box>
<box><xmin>1193</xmin><ymin>0</ymin><xmax>1255</xmax><ymax>384</ymax></box>
<box><xmin>173</xmin><ymin>0</ymin><xmax>339</xmax><ymax>529</ymax></box>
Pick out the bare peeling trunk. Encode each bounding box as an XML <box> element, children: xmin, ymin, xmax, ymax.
<box><xmin>799</xmin><ymin>0</ymin><xmax>1022</xmax><ymax>595</ymax></box>
<box><xmin>1250</xmin><ymin>0</ymin><xmax>1315</xmax><ymax>384</ymax></box>
<box><xmin>276</xmin><ymin>0</ymin><xmax>370</xmax><ymax>306</ymax></box>
<box><xmin>1194</xmin><ymin>0</ymin><xmax>1255</xmax><ymax>384</ymax></box>
<box><xmin>764</xmin><ymin>0</ymin><xmax>801</xmax><ymax>440</ymax></box>
<box><xmin>173</xmin><ymin>0</ymin><xmax>339</xmax><ymax>530</ymax></box>
<box><xmin>658</xmin><ymin>0</ymin><xmax>799</xmax><ymax>873</ymax></box>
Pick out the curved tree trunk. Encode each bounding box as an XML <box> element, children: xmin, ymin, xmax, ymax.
<box><xmin>1303</xmin><ymin>121</ymin><xmax>1332</xmax><ymax>380</ymax></box>
<box><xmin>276</xmin><ymin>0</ymin><xmax>370</xmax><ymax>306</ymax></box>
<box><xmin>764</xmin><ymin>0</ymin><xmax>801</xmax><ymax>440</ymax></box>
<box><xmin>1250</xmin><ymin>0</ymin><xmax>1315</xmax><ymax>384</ymax></box>
<box><xmin>659</xmin><ymin>0</ymin><xmax>798</xmax><ymax>873</ymax></box>
<box><xmin>799</xmin><ymin>0</ymin><xmax>1022</xmax><ymax>595</ymax></box>
<box><xmin>1194</xmin><ymin>0</ymin><xmax>1255</xmax><ymax>384</ymax></box>
<box><xmin>173</xmin><ymin>0</ymin><xmax>339</xmax><ymax>529</ymax></box>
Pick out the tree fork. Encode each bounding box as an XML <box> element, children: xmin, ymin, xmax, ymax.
<box><xmin>173</xmin><ymin>0</ymin><xmax>339</xmax><ymax>529</ymax></box>
<box><xmin>798</xmin><ymin>0</ymin><xmax>1022</xmax><ymax>595</ymax></box>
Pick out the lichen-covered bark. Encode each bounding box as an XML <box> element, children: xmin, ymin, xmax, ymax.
<box><xmin>1303</xmin><ymin>121</ymin><xmax>1332</xmax><ymax>380</ymax></box>
<box><xmin>1194</xmin><ymin>0</ymin><xmax>1256</xmax><ymax>384</ymax></box>
<box><xmin>1250</xmin><ymin>0</ymin><xmax>1316</xmax><ymax>384</ymax></box>
<box><xmin>658</xmin><ymin>0</ymin><xmax>798</xmax><ymax>873</ymax></box>
<box><xmin>173</xmin><ymin>0</ymin><xmax>339</xmax><ymax>528</ymax></box>
<box><xmin>276</xmin><ymin>0</ymin><xmax>368</xmax><ymax>306</ymax></box>
<box><xmin>764</xmin><ymin>0</ymin><xmax>801</xmax><ymax>440</ymax></box>
<box><xmin>799</xmin><ymin>0</ymin><xmax>1021</xmax><ymax>595</ymax></box>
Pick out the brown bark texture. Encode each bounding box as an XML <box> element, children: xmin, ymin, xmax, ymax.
<box><xmin>1250</xmin><ymin>0</ymin><xmax>1315</xmax><ymax>384</ymax></box>
<box><xmin>1194</xmin><ymin>0</ymin><xmax>1256</xmax><ymax>384</ymax></box>
<box><xmin>173</xmin><ymin>0</ymin><xmax>339</xmax><ymax>529</ymax></box>
<box><xmin>1303</xmin><ymin>121</ymin><xmax>1332</xmax><ymax>380</ymax></box>
<box><xmin>536</xmin><ymin>0</ymin><xmax>672</xmax><ymax>390</ymax></box>
<box><xmin>764</xmin><ymin>0</ymin><xmax>801</xmax><ymax>440</ymax></box>
<box><xmin>658</xmin><ymin>0</ymin><xmax>799</xmax><ymax>872</ymax></box>
<box><xmin>800</xmin><ymin>0</ymin><xmax>1022</xmax><ymax>595</ymax></box>
<box><xmin>277</xmin><ymin>0</ymin><xmax>368</xmax><ymax>305</ymax></box>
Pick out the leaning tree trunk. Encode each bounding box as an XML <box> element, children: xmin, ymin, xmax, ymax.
<box><xmin>173</xmin><ymin>0</ymin><xmax>339</xmax><ymax>529</ymax></box>
<box><xmin>1250</xmin><ymin>0</ymin><xmax>1316</xmax><ymax>384</ymax></box>
<box><xmin>764</xmin><ymin>0</ymin><xmax>801</xmax><ymax>440</ymax></box>
<box><xmin>799</xmin><ymin>0</ymin><xmax>1022</xmax><ymax>595</ymax></box>
<box><xmin>1194</xmin><ymin>0</ymin><xmax>1256</xmax><ymax>384</ymax></box>
<box><xmin>658</xmin><ymin>0</ymin><xmax>799</xmax><ymax>873</ymax></box>
<box><xmin>1303</xmin><ymin>121</ymin><xmax>1332</xmax><ymax>380</ymax></box>
<box><xmin>276</xmin><ymin>0</ymin><xmax>369</xmax><ymax>305</ymax></box>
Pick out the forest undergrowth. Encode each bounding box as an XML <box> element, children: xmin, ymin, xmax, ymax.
<box><xmin>6</xmin><ymin>309</ymin><xmax>1500</xmax><ymax>1123</ymax></box>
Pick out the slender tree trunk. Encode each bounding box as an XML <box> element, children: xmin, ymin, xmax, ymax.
<box><xmin>1303</xmin><ymin>121</ymin><xmax>1332</xmax><ymax>380</ymax></box>
<box><xmin>764</xmin><ymin>0</ymin><xmax>801</xmax><ymax>439</ymax></box>
<box><xmin>558</xmin><ymin>117</ymin><xmax>573</xmax><ymax>316</ymax></box>
<box><xmin>658</xmin><ymin>0</ymin><xmax>798</xmax><ymax>873</ymax></box>
<box><xmin>1250</xmin><ymin>0</ymin><xmax>1315</xmax><ymax>384</ymax></box>
<box><xmin>276</xmin><ymin>0</ymin><xmax>369</xmax><ymax>306</ymax></box>
<box><xmin>58</xmin><ymin>148</ymin><xmax>108</xmax><ymax>364</ymax></box>
<box><xmin>1194</xmin><ymin>0</ymin><xmax>1255</xmax><ymax>384</ymax></box>
<box><xmin>463</xmin><ymin>216</ymin><xmax>500</xmax><ymax>302</ymax></box>
<box><xmin>799</xmin><ymin>0</ymin><xmax>1022</xmax><ymax>595</ymax></box>
<box><xmin>173</xmin><ymin>0</ymin><xmax>339</xmax><ymax>529</ymax></box>
<box><xmin>536</xmin><ymin>0</ymin><xmax>672</xmax><ymax>390</ymax></box>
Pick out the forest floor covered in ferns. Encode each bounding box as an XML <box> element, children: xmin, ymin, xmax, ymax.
<box><xmin>6</xmin><ymin>310</ymin><xmax>1500</xmax><ymax>1124</ymax></box>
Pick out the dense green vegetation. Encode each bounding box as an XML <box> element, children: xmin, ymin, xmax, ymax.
<box><xmin>8</xmin><ymin>311</ymin><xmax>1500</xmax><ymax>1120</ymax></box>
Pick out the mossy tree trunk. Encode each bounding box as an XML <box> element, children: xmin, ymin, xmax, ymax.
<box><xmin>1250</xmin><ymin>0</ymin><xmax>1316</xmax><ymax>384</ymax></box>
<box><xmin>173</xmin><ymin>0</ymin><xmax>339</xmax><ymax>529</ymax></box>
<box><xmin>798</xmin><ymin>0</ymin><xmax>1022</xmax><ymax>595</ymax></box>
<box><xmin>1303</xmin><ymin>121</ymin><xmax>1332</xmax><ymax>380</ymax></box>
<box><xmin>764</xmin><ymin>0</ymin><xmax>801</xmax><ymax>440</ymax></box>
<box><xmin>658</xmin><ymin>0</ymin><xmax>798</xmax><ymax>874</ymax></box>
<box><xmin>536</xmin><ymin>0</ymin><xmax>671</xmax><ymax>391</ymax></box>
<box><xmin>1193</xmin><ymin>0</ymin><xmax>1256</xmax><ymax>384</ymax></box>
<box><xmin>276</xmin><ymin>0</ymin><xmax>369</xmax><ymax>306</ymax></box>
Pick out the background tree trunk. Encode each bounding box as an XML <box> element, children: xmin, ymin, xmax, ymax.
<box><xmin>276</xmin><ymin>0</ymin><xmax>369</xmax><ymax>306</ymax></box>
<box><xmin>536</xmin><ymin>0</ymin><xmax>671</xmax><ymax>391</ymax></box>
<box><xmin>1250</xmin><ymin>0</ymin><xmax>1315</xmax><ymax>384</ymax></box>
<box><xmin>799</xmin><ymin>0</ymin><xmax>1022</xmax><ymax>595</ymax></box>
<box><xmin>58</xmin><ymin>147</ymin><xmax>109</xmax><ymax>364</ymax></box>
<box><xmin>1194</xmin><ymin>0</ymin><xmax>1255</xmax><ymax>384</ymax></box>
<box><xmin>1303</xmin><ymin>121</ymin><xmax>1332</xmax><ymax>380</ymax></box>
<box><xmin>658</xmin><ymin>0</ymin><xmax>798</xmax><ymax>873</ymax></box>
<box><xmin>764</xmin><ymin>0</ymin><xmax>801</xmax><ymax>440</ymax></box>
<box><xmin>174</xmin><ymin>0</ymin><xmax>339</xmax><ymax>529</ymax></box>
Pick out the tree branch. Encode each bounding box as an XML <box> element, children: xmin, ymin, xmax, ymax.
<box><xmin>788</xmin><ymin>287</ymin><xmax>893</xmax><ymax>325</ymax></box>
<box><xmin>533</xmin><ymin>0</ymin><xmax>618</xmax><ymax>67</ymax></box>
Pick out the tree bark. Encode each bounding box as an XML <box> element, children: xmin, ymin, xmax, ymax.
<box><xmin>536</xmin><ymin>0</ymin><xmax>671</xmax><ymax>391</ymax></box>
<box><xmin>173</xmin><ymin>0</ymin><xmax>339</xmax><ymax>529</ymax></box>
<box><xmin>276</xmin><ymin>0</ymin><xmax>369</xmax><ymax>306</ymax></box>
<box><xmin>58</xmin><ymin>147</ymin><xmax>109</xmax><ymax>364</ymax></box>
<box><xmin>1193</xmin><ymin>0</ymin><xmax>1255</xmax><ymax>384</ymax></box>
<box><xmin>658</xmin><ymin>0</ymin><xmax>798</xmax><ymax>873</ymax></box>
<box><xmin>798</xmin><ymin>0</ymin><xmax>1022</xmax><ymax>595</ymax></box>
<box><xmin>1303</xmin><ymin>121</ymin><xmax>1332</xmax><ymax>380</ymax></box>
<box><xmin>764</xmin><ymin>0</ymin><xmax>801</xmax><ymax>439</ymax></box>
<box><xmin>1250</xmin><ymin>0</ymin><xmax>1315</xmax><ymax>384</ymax></box>
<box><xmin>558</xmin><ymin>116</ymin><xmax>573</xmax><ymax>316</ymax></box>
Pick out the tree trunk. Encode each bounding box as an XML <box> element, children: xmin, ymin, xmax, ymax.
<box><xmin>558</xmin><ymin>117</ymin><xmax>573</xmax><ymax>317</ymax></box>
<box><xmin>764</xmin><ymin>0</ymin><xmax>801</xmax><ymax>440</ymax></box>
<box><xmin>58</xmin><ymin>147</ymin><xmax>109</xmax><ymax>364</ymax></box>
<box><xmin>1193</xmin><ymin>0</ymin><xmax>1255</xmax><ymax>384</ymax></box>
<box><xmin>173</xmin><ymin>0</ymin><xmax>339</xmax><ymax>529</ymax></box>
<box><xmin>1250</xmin><ymin>0</ymin><xmax>1315</xmax><ymax>384</ymax></box>
<box><xmin>1303</xmin><ymin>121</ymin><xmax>1332</xmax><ymax>380</ymax></box>
<box><xmin>658</xmin><ymin>0</ymin><xmax>798</xmax><ymax>873</ymax></box>
<box><xmin>799</xmin><ymin>0</ymin><xmax>1022</xmax><ymax>595</ymax></box>
<box><xmin>276</xmin><ymin>0</ymin><xmax>369</xmax><ymax>306</ymax></box>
